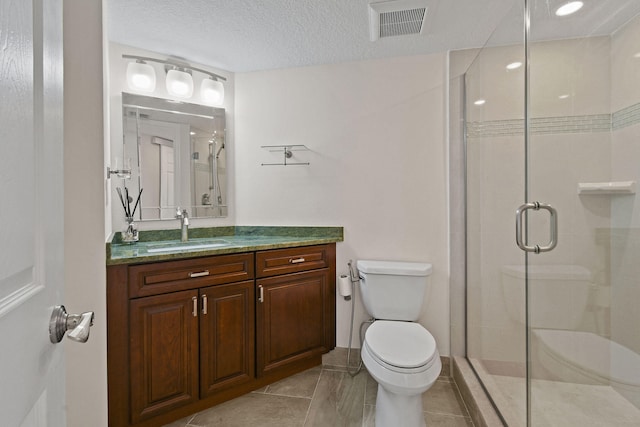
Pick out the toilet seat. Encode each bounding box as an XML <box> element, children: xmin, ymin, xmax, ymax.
<box><xmin>364</xmin><ymin>321</ymin><xmax>437</xmax><ymax>373</ymax></box>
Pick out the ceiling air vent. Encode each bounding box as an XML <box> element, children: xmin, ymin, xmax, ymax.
<box><xmin>369</xmin><ymin>0</ymin><xmax>428</xmax><ymax>41</ymax></box>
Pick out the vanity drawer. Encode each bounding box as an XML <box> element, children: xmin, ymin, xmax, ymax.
<box><xmin>256</xmin><ymin>245</ymin><xmax>329</xmax><ymax>278</ymax></box>
<box><xmin>129</xmin><ymin>253</ymin><xmax>254</xmax><ymax>298</ymax></box>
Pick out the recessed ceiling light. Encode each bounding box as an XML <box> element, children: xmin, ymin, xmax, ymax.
<box><xmin>474</xmin><ymin>99</ymin><xmax>486</xmax><ymax>106</ymax></box>
<box><xmin>506</xmin><ymin>62</ymin><xmax>523</xmax><ymax>70</ymax></box>
<box><xmin>190</xmin><ymin>131</ymin><xmax>196</xmax><ymax>135</ymax></box>
<box><xmin>558</xmin><ymin>94</ymin><xmax>570</xmax><ymax>99</ymax></box>
<box><xmin>555</xmin><ymin>1</ymin><xmax>583</xmax><ymax>17</ymax></box>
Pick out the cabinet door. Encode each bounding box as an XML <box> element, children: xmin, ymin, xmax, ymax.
<box><xmin>200</xmin><ymin>281</ymin><xmax>255</xmax><ymax>397</ymax></box>
<box><xmin>129</xmin><ymin>290</ymin><xmax>199</xmax><ymax>423</ymax></box>
<box><xmin>256</xmin><ymin>269</ymin><xmax>331</xmax><ymax>376</ymax></box>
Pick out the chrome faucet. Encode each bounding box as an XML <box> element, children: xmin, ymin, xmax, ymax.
<box><xmin>176</xmin><ymin>207</ymin><xmax>189</xmax><ymax>242</ymax></box>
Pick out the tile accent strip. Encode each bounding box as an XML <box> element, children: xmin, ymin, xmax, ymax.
<box><xmin>467</xmin><ymin>102</ymin><xmax>640</xmax><ymax>137</ymax></box>
<box><xmin>613</xmin><ymin>102</ymin><xmax>640</xmax><ymax>130</ymax></box>
<box><xmin>466</xmin><ymin>118</ymin><xmax>524</xmax><ymax>138</ymax></box>
<box><xmin>531</xmin><ymin>114</ymin><xmax>611</xmax><ymax>135</ymax></box>
<box><xmin>467</xmin><ymin>114</ymin><xmax>611</xmax><ymax>138</ymax></box>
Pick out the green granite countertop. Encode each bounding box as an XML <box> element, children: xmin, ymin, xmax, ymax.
<box><xmin>107</xmin><ymin>226</ymin><xmax>343</xmax><ymax>265</ymax></box>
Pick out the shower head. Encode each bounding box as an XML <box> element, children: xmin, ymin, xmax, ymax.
<box><xmin>215</xmin><ymin>142</ymin><xmax>225</xmax><ymax>158</ymax></box>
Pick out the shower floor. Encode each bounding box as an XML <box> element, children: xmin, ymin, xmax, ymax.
<box><xmin>470</xmin><ymin>358</ymin><xmax>640</xmax><ymax>426</ymax></box>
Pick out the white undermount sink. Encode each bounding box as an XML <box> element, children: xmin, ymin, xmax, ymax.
<box><xmin>146</xmin><ymin>239</ymin><xmax>230</xmax><ymax>253</ymax></box>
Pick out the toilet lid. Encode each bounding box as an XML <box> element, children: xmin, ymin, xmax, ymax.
<box><xmin>365</xmin><ymin>321</ymin><xmax>437</xmax><ymax>369</ymax></box>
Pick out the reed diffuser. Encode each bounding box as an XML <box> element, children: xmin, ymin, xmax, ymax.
<box><xmin>116</xmin><ymin>186</ymin><xmax>143</xmax><ymax>243</ymax></box>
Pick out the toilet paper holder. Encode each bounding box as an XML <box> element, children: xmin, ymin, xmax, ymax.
<box><xmin>339</xmin><ymin>260</ymin><xmax>363</xmax><ymax>301</ymax></box>
<box><xmin>339</xmin><ymin>274</ymin><xmax>352</xmax><ymax>300</ymax></box>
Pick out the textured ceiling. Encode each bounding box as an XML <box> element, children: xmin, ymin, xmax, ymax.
<box><xmin>106</xmin><ymin>0</ymin><xmax>640</xmax><ymax>73</ymax></box>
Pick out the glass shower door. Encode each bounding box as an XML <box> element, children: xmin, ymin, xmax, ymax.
<box><xmin>526</xmin><ymin>1</ymin><xmax>640</xmax><ymax>425</ymax></box>
<box><xmin>461</xmin><ymin>1</ymin><xmax>528</xmax><ymax>425</ymax></box>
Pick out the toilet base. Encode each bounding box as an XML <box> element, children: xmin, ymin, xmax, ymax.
<box><xmin>375</xmin><ymin>384</ymin><xmax>425</xmax><ymax>427</ymax></box>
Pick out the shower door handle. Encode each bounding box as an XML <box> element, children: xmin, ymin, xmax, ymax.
<box><xmin>515</xmin><ymin>202</ymin><xmax>558</xmax><ymax>253</ymax></box>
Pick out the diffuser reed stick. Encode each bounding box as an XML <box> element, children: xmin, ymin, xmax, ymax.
<box><xmin>116</xmin><ymin>186</ymin><xmax>143</xmax><ymax>218</ymax></box>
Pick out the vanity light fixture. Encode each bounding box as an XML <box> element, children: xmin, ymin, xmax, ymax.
<box><xmin>200</xmin><ymin>77</ymin><xmax>225</xmax><ymax>105</ymax></box>
<box><xmin>555</xmin><ymin>1</ymin><xmax>583</xmax><ymax>17</ymax></box>
<box><xmin>166</xmin><ymin>67</ymin><xmax>194</xmax><ymax>98</ymax></box>
<box><xmin>506</xmin><ymin>61</ymin><xmax>522</xmax><ymax>70</ymax></box>
<box><xmin>122</xmin><ymin>54</ymin><xmax>226</xmax><ymax>103</ymax></box>
<box><xmin>126</xmin><ymin>60</ymin><xmax>156</xmax><ymax>92</ymax></box>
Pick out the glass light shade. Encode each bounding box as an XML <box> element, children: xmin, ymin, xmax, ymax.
<box><xmin>200</xmin><ymin>78</ymin><xmax>224</xmax><ymax>105</ymax></box>
<box><xmin>166</xmin><ymin>69</ymin><xmax>194</xmax><ymax>98</ymax></box>
<box><xmin>126</xmin><ymin>61</ymin><xmax>156</xmax><ymax>92</ymax></box>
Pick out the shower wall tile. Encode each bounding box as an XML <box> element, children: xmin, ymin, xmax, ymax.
<box><xmin>529</xmin><ymin>36</ymin><xmax>611</xmax><ymax>118</ymax></box>
<box><xmin>463</xmin><ymin>37</ymin><xmax>610</xmax><ymax>124</ymax></box>
<box><xmin>463</xmin><ymin>44</ymin><xmax>525</xmax><ymax>122</ymax></box>
<box><xmin>611</xmin><ymin>14</ymin><xmax>640</xmax><ymax>112</ymax></box>
<box><xmin>611</xmin><ymin>126</ymin><xmax>640</xmax><ymax>228</ymax></box>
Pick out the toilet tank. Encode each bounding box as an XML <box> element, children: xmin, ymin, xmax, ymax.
<box><xmin>501</xmin><ymin>265</ymin><xmax>592</xmax><ymax>329</ymax></box>
<box><xmin>357</xmin><ymin>260</ymin><xmax>432</xmax><ymax>321</ymax></box>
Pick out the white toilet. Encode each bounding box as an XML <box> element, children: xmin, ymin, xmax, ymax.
<box><xmin>357</xmin><ymin>260</ymin><xmax>441</xmax><ymax>427</ymax></box>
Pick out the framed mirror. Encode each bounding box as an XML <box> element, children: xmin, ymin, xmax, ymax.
<box><xmin>121</xmin><ymin>92</ymin><xmax>227</xmax><ymax>220</ymax></box>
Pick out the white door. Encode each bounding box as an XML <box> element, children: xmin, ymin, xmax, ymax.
<box><xmin>0</xmin><ymin>0</ymin><xmax>66</xmax><ymax>425</ymax></box>
<box><xmin>160</xmin><ymin>143</ymin><xmax>176</xmax><ymax>217</ymax></box>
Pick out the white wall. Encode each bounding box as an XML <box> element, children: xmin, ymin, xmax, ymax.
<box><xmin>107</xmin><ymin>43</ymin><xmax>236</xmax><ymax>233</ymax></box>
<box><xmin>234</xmin><ymin>54</ymin><xmax>450</xmax><ymax>355</ymax></box>
<box><xmin>64</xmin><ymin>1</ymin><xmax>107</xmax><ymax>426</ymax></box>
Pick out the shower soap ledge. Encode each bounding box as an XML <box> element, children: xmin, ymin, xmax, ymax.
<box><xmin>578</xmin><ymin>181</ymin><xmax>636</xmax><ymax>195</ymax></box>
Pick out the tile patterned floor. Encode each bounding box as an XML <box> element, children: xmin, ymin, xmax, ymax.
<box><xmin>165</xmin><ymin>349</ymin><xmax>473</xmax><ymax>427</ymax></box>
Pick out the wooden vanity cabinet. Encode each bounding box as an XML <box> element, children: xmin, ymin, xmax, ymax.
<box><xmin>256</xmin><ymin>245</ymin><xmax>336</xmax><ymax>377</ymax></box>
<box><xmin>107</xmin><ymin>244</ymin><xmax>335</xmax><ymax>427</ymax></box>
<box><xmin>125</xmin><ymin>254</ymin><xmax>255</xmax><ymax>424</ymax></box>
<box><xmin>199</xmin><ymin>280</ymin><xmax>255</xmax><ymax>397</ymax></box>
<box><xmin>129</xmin><ymin>290</ymin><xmax>200</xmax><ymax>424</ymax></box>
